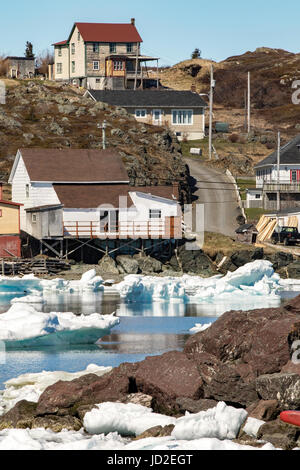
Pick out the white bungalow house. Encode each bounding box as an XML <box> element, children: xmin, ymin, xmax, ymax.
<box><xmin>8</xmin><ymin>148</ymin><xmax>182</xmax><ymax>245</ymax></box>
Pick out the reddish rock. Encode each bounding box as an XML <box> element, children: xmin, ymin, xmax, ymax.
<box><xmin>184</xmin><ymin>302</ymin><xmax>300</xmax><ymax>382</ymax></box>
<box><xmin>135</xmin><ymin>351</ymin><xmax>204</xmax><ymax>414</ymax></box>
<box><xmin>36</xmin><ymin>363</ymin><xmax>138</xmax><ymax>416</ymax></box>
<box><xmin>281</xmin><ymin>361</ymin><xmax>300</xmax><ymax>375</ymax></box>
<box><xmin>247</xmin><ymin>400</ymin><xmax>280</xmax><ymax>422</ymax></box>
<box><xmin>256</xmin><ymin>373</ymin><xmax>300</xmax><ymax>410</ymax></box>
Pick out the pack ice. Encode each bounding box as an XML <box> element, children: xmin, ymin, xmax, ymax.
<box><xmin>115</xmin><ymin>260</ymin><xmax>298</xmax><ymax>303</ymax></box>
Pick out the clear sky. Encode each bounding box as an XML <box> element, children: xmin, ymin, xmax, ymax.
<box><xmin>0</xmin><ymin>0</ymin><xmax>299</xmax><ymax>65</ymax></box>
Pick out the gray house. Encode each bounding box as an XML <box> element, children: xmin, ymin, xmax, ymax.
<box><xmin>4</xmin><ymin>57</ymin><xmax>35</xmax><ymax>79</ymax></box>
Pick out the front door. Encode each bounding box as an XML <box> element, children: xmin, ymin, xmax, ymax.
<box><xmin>153</xmin><ymin>109</ymin><xmax>162</xmax><ymax>125</ymax></box>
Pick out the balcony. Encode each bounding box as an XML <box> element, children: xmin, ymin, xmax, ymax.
<box><xmin>63</xmin><ymin>218</ymin><xmax>182</xmax><ymax>240</ymax></box>
<box><xmin>263</xmin><ymin>181</ymin><xmax>300</xmax><ymax>192</ymax></box>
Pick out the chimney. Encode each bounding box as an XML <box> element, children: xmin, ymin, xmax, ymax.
<box><xmin>131</xmin><ymin>18</ymin><xmax>135</xmax><ymax>26</ymax></box>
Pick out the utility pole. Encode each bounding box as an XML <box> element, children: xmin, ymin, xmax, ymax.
<box><xmin>247</xmin><ymin>71</ymin><xmax>251</xmax><ymax>134</ymax></box>
<box><xmin>209</xmin><ymin>65</ymin><xmax>215</xmax><ymax>160</ymax></box>
<box><xmin>98</xmin><ymin>121</ymin><xmax>107</xmax><ymax>149</ymax></box>
<box><xmin>277</xmin><ymin>131</ymin><xmax>281</xmax><ymax>211</ymax></box>
<box><xmin>134</xmin><ymin>43</ymin><xmax>139</xmax><ymax>90</ymax></box>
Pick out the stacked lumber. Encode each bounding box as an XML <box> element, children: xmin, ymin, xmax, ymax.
<box><xmin>0</xmin><ymin>258</ymin><xmax>71</xmax><ymax>276</ymax></box>
<box><xmin>287</xmin><ymin>216</ymin><xmax>299</xmax><ymax>228</ymax></box>
<box><xmin>257</xmin><ymin>216</ymin><xmax>277</xmax><ymax>242</ymax></box>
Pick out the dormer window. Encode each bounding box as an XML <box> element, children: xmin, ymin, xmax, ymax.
<box><xmin>110</xmin><ymin>43</ymin><xmax>116</xmax><ymax>53</ymax></box>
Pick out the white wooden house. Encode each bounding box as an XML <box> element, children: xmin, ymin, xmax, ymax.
<box><xmin>8</xmin><ymin>148</ymin><xmax>182</xmax><ymax>243</ymax></box>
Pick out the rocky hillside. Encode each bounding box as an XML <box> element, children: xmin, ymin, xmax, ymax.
<box><xmin>0</xmin><ymin>80</ymin><xmax>190</xmax><ymax>202</ymax></box>
<box><xmin>156</xmin><ymin>48</ymin><xmax>300</xmax><ymax>175</ymax></box>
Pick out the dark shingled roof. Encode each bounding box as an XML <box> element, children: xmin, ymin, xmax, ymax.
<box><xmin>53</xmin><ymin>184</ymin><xmax>178</xmax><ymax>208</ymax></box>
<box><xmin>88</xmin><ymin>90</ymin><xmax>207</xmax><ymax>108</ymax></box>
<box><xmin>19</xmin><ymin>148</ymin><xmax>129</xmax><ymax>183</ymax></box>
<box><xmin>255</xmin><ymin>134</ymin><xmax>300</xmax><ymax>168</ymax></box>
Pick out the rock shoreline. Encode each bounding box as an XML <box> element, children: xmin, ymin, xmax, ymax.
<box><xmin>1</xmin><ymin>294</ymin><xmax>300</xmax><ymax>449</ymax></box>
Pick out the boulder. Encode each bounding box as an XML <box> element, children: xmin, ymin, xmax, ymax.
<box><xmin>36</xmin><ymin>363</ymin><xmax>138</xmax><ymax>416</ymax></box>
<box><xmin>184</xmin><ymin>300</ymin><xmax>300</xmax><ymax>383</ymax></box>
<box><xmin>134</xmin><ymin>425</ymin><xmax>175</xmax><ymax>441</ymax></box>
<box><xmin>134</xmin><ymin>351</ymin><xmax>203</xmax><ymax>415</ymax></box>
<box><xmin>285</xmin><ymin>262</ymin><xmax>300</xmax><ymax>279</ymax></box>
<box><xmin>116</xmin><ymin>255</ymin><xmax>140</xmax><ymax>274</ymax></box>
<box><xmin>257</xmin><ymin>419</ymin><xmax>300</xmax><ymax>450</ymax></box>
<box><xmin>256</xmin><ymin>373</ymin><xmax>300</xmax><ymax>409</ymax></box>
<box><xmin>98</xmin><ymin>255</ymin><xmax>119</xmax><ymax>274</ymax></box>
<box><xmin>175</xmin><ymin>398</ymin><xmax>218</xmax><ymax>415</ymax></box>
<box><xmin>177</xmin><ymin>247</ymin><xmax>218</xmax><ymax>277</ymax></box>
<box><xmin>135</xmin><ymin>256</ymin><xmax>162</xmax><ymax>274</ymax></box>
<box><xmin>266</xmin><ymin>251</ymin><xmax>294</xmax><ymax>270</ymax></box>
<box><xmin>32</xmin><ymin>415</ymin><xmax>82</xmax><ymax>432</ymax></box>
<box><xmin>0</xmin><ymin>400</ymin><xmax>36</xmax><ymax>430</ymax></box>
<box><xmin>246</xmin><ymin>400</ymin><xmax>280</xmax><ymax>422</ymax></box>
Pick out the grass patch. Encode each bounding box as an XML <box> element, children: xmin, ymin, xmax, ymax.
<box><xmin>245</xmin><ymin>208</ymin><xmax>266</xmax><ymax>222</ymax></box>
<box><xmin>180</xmin><ymin>138</ymin><xmax>209</xmax><ymax>159</ymax></box>
<box><xmin>237</xmin><ymin>178</ymin><xmax>256</xmax><ymax>200</ymax></box>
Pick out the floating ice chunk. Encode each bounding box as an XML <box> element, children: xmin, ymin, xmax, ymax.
<box><xmin>0</xmin><ymin>304</ymin><xmax>119</xmax><ymax>348</ymax></box>
<box><xmin>190</xmin><ymin>323</ymin><xmax>212</xmax><ymax>334</ymax></box>
<box><xmin>243</xmin><ymin>417</ymin><xmax>265</xmax><ymax>438</ymax></box>
<box><xmin>83</xmin><ymin>402</ymin><xmax>176</xmax><ymax>437</ymax></box>
<box><xmin>172</xmin><ymin>402</ymin><xmax>248</xmax><ymax>441</ymax></box>
<box><xmin>11</xmin><ymin>294</ymin><xmax>44</xmax><ymax>304</ymax></box>
<box><xmin>114</xmin><ymin>261</ymin><xmax>285</xmax><ymax>304</ymax></box>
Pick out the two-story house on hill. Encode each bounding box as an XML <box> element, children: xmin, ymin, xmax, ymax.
<box><xmin>52</xmin><ymin>19</ymin><xmax>159</xmax><ymax>90</ymax></box>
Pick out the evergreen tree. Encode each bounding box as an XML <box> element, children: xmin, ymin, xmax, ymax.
<box><xmin>25</xmin><ymin>42</ymin><xmax>35</xmax><ymax>58</ymax></box>
<box><xmin>191</xmin><ymin>48</ymin><xmax>201</xmax><ymax>59</ymax></box>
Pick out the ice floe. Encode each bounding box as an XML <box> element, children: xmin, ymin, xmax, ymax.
<box><xmin>190</xmin><ymin>323</ymin><xmax>212</xmax><ymax>333</ymax></box>
<box><xmin>114</xmin><ymin>260</ymin><xmax>293</xmax><ymax>304</ymax></box>
<box><xmin>0</xmin><ymin>364</ymin><xmax>112</xmax><ymax>416</ymax></box>
<box><xmin>0</xmin><ymin>303</ymin><xmax>119</xmax><ymax>348</ymax></box>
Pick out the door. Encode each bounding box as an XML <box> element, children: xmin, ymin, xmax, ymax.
<box><xmin>153</xmin><ymin>109</ymin><xmax>162</xmax><ymax>125</ymax></box>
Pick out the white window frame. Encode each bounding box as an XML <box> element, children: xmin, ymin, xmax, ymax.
<box><xmin>72</xmin><ymin>61</ymin><xmax>75</xmax><ymax>73</ymax></box>
<box><xmin>113</xmin><ymin>60</ymin><xmax>124</xmax><ymax>71</ymax></box>
<box><xmin>56</xmin><ymin>63</ymin><xmax>62</xmax><ymax>74</ymax></box>
<box><xmin>25</xmin><ymin>184</ymin><xmax>30</xmax><ymax>198</ymax></box>
<box><xmin>71</xmin><ymin>43</ymin><xmax>75</xmax><ymax>55</ymax></box>
<box><xmin>93</xmin><ymin>43</ymin><xmax>99</xmax><ymax>53</ymax></box>
<box><xmin>149</xmin><ymin>209</ymin><xmax>162</xmax><ymax>219</ymax></box>
<box><xmin>32</xmin><ymin>214</ymin><xmax>37</xmax><ymax>224</ymax></box>
<box><xmin>127</xmin><ymin>43</ymin><xmax>133</xmax><ymax>53</ymax></box>
<box><xmin>172</xmin><ymin>109</ymin><xmax>193</xmax><ymax>125</ymax></box>
<box><xmin>152</xmin><ymin>109</ymin><xmax>162</xmax><ymax>124</ymax></box>
<box><xmin>93</xmin><ymin>61</ymin><xmax>100</xmax><ymax>71</ymax></box>
<box><xmin>135</xmin><ymin>109</ymin><xmax>147</xmax><ymax>118</ymax></box>
<box><xmin>58</xmin><ymin>47</ymin><xmax>62</xmax><ymax>57</ymax></box>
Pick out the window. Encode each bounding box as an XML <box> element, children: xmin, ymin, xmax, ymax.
<box><xmin>292</xmin><ymin>170</ymin><xmax>297</xmax><ymax>182</ymax></box>
<box><xmin>255</xmin><ymin>194</ymin><xmax>261</xmax><ymax>199</ymax></box>
<box><xmin>127</xmin><ymin>43</ymin><xmax>133</xmax><ymax>53</ymax></box>
<box><xmin>172</xmin><ymin>110</ymin><xmax>193</xmax><ymax>125</ymax></box>
<box><xmin>26</xmin><ymin>184</ymin><xmax>29</xmax><ymax>198</ymax></box>
<box><xmin>110</xmin><ymin>43</ymin><xmax>116</xmax><ymax>53</ymax></box>
<box><xmin>113</xmin><ymin>60</ymin><xmax>124</xmax><ymax>71</ymax></box>
<box><xmin>78</xmin><ymin>32</ymin><xmax>81</xmax><ymax>41</ymax></box>
<box><xmin>135</xmin><ymin>109</ymin><xmax>147</xmax><ymax>118</ymax></box>
<box><xmin>149</xmin><ymin>209</ymin><xmax>162</xmax><ymax>219</ymax></box>
<box><xmin>93</xmin><ymin>43</ymin><xmax>99</xmax><ymax>53</ymax></box>
<box><xmin>56</xmin><ymin>63</ymin><xmax>62</xmax><ymax>74</ymax></box>
<box><xmin>32</xmin><ymin>214</ymin><xmax>37</xmax><ymax>224</ymax></box>
<box><xmin>72</xmin><ymin>61</ymin><xmax>75</xmax><ymax>73</ymax></box>
<box><xmin>71</xmin><ymin>43</ymin><xmax>75</xmax><ymax>55</ymax></box>
<box><xmin>58</xmin><ymin>47</ymin><xmax>62</xmax><ymax>57</ymax></box>
<box><xmin>93</xmin><ymin>61</ymin><xmax>100</xmax><ymax>71</ymax></box>
<box><xmin>96</xmin><ymin>78</ymin><xmax>101</xmax><ymax>83</ymax></box>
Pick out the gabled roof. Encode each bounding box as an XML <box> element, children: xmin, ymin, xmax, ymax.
<box><xmin>10</xmin><ymin>149</ymin><xmax>129</xmax><ymax>183</ymax></box>
<box><xmin>71</xmin><ymin>22</ymin><xmax>142</xmax><ymax>44</ymax></box>
<box><xmin>53</xmin><ymin>184</ymin><xmax>178</xmax><ymax>208</ymax></box>
<box><xmin>52</xmin><ymin>40</ymin><xmax>68</xmax><ymax>47</ymax></box>
<box><xmin>87</xmin><ymin>90</ymin><xmax>207</xmax><ymax>108</ymax></box>
<box><xmin>0</xmin><ymin>200</ymin><xmax>23</xmax><ymax>207</ymax></box>
<box><xmin>255</xmin><ymin>134</ymin><xmax>300</xmax><ymax>168</ymax></box>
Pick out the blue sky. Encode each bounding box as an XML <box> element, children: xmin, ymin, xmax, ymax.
<box><xmin>0</xmin><ymin>0</ymin><xmax>299</xmax><ymax>64</ymax></box>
